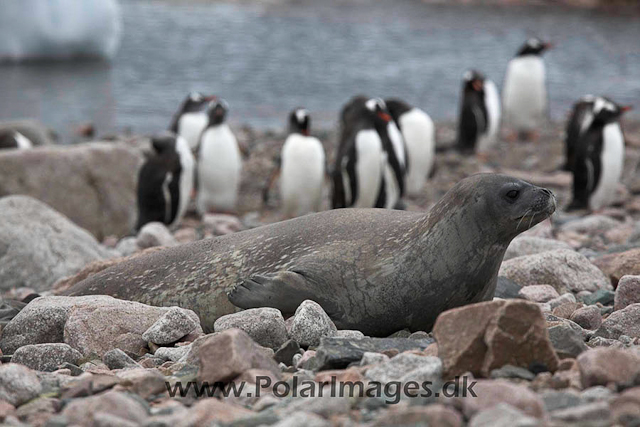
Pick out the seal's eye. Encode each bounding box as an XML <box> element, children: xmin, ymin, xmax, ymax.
<box><xmin>506</xmin><ymin>190</ymin><xmax>520</xmax><ymax>200</ymax></box>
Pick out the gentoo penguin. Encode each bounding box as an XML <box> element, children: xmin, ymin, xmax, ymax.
<box><xmin>332</xmin><ymin>96</ymin><xmax>406</xmax><ymax>209</ymax></box>
<box><xmin>0</xmin><ymin>131</ymin><xmax>33</xmax><ymax>150</ymax></box>
<box><xmin>264</xmin><ymin>108</ymin><xmax>326</xmax><ymax>218</ymax></box>
<box><xmin>385</xmin><ymin>99</ymin><xmax>435</xmax><ymax>196</ymax></box>
<box><xmin>196</xmin><ymin>99</ymin><xmax>242</xmax><ymax>214</ymax></box>
<box><xmin>563</xmin><ymin>95</ymin><xmax>596</xmax><ymax>172</ymax></box>
<box><xmin>502</xmin><ymin>38</ymin><xmax>552</xmax><ymax>140</ymax></box>
<box><xmin>136</xmin><ymin>133</ymin><xmax>194</xmax><ymax>230</ymax></box>
<box><xmin>568</xmin><ymin>97</ymin><xmax>632</xmax><ymax>212</ymax></box>
<box><xmin>169</xmin><ymin>92</ymin><xmax>215</xmax><ymax>151</ymax></box>
<box><xmin>456</xmin><ymin>70</ymin><xmax>501</xmax><ymax>154</ymax></box>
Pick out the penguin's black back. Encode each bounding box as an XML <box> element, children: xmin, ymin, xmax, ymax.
<box><xmin>385</xmin><ymin>99</ymin><xmax>412</xmax><ymax>129</ymax></box>
<box><xmin>0</xmin><ymin>131</ymin><xmax>19</xmax><ymax>149</ymax></box>
<box><xmin>136</xmin><ymin>138</ymin><xmax>183</xmax><ymax>230</ymax></box>
<box><xmin>457</xmin><ymin>84</ymin><xmax>488</xmax><ymax>153</ymax></box>
<box><xmin>568</xmin><ymin>125</ymin><xmax>603</xmax><ymax>211</ymax></box>
<box><xmin>564</xmin><ymin>99</ymin><xmax>594</xmax><ymax>172</ymax></box>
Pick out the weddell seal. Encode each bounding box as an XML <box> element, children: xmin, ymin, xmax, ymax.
<box><xmin>65</xmin><ymin>174</ymin><xmax>556</xmax><ymax>336</ymax></box>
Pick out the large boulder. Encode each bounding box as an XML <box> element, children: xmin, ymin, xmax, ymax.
<box><xmin>0</xmin><ymin>142</ymin><xmax>143</xmax><ymax>239</ymax></box>
<box><xmin>0</xmin><ymin>196</ymin><xmax>111</xmax><ymax>292</ymax></box>
<box><xmin>0</xmin><ymin>295</ymin><xmax>202</xmax><ymax>357</ymax></box>
<box><xmin>504</xmin><ymin>236</ymin><xmax>572</xmax><ymax>261</ymax></box>
<box><xmin>593</xmin><ymin>248</ymin><xmax>640</xmax><ymax>288</ymax></box>
<box><xmin>433</xmin><ymin>300</ymin><xmax>558</xmax><ymax>377</ymax></box>
<box><xmin>499</xmin><ymin>249</ymin><xmax>611</xmax><ymax>294</ymax></box>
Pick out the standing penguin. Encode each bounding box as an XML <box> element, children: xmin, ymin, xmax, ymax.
<box><xmin>136</xmin><ymin>133</ymin><xmax>194</xmax><ymax>230</ymax></box>
<box><xmin>196</xmin><ymin>99</ymin><xmax>242</xmax><ymax>214</ymax></box>
<box><xmin>264</xmin><ymin>108</ymin><xmax>326</xmax><ymax>218</ymax></box>
<box><xmin>332</xmin><ymin>96</ymin><xmax>406</xmax><ymax>209</ymax></box>
<box><xmin>385</xmin><ymin>99</ymin><xmax>435</xmax><ymax>196</ymax></box>
<box><xmin>563</xmin><ymin>95</ymin><xmax>596</xmax><ymax>172</ymax></box>
<box><xmin>169</xmin><ymin>92</ymin><xmax>215</xmax><ymax>151</ymax></box>
<box><xmin>568</xmin><ymin>97</ymin><xmax>632</xmax><ymax>212</ymax></box>
<box><xmin>456</xmin><ymin>70</ymin><xmax>501</xmax><ymax>155</ymax></box>
<box><xmin>502</xmin><ymin>38</ymin><xmax>552</xmax><ymax>140</ymax></box>
<box><xmin>0</xmin><ymin>131</ymin><xmax>33</xmax><ymax>150</ymax></box>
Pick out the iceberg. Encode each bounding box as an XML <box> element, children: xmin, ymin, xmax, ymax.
<box><xmin>0</xmin><ymin>0</ymin><xmax>122</xmax><ymax>62</ymax></box>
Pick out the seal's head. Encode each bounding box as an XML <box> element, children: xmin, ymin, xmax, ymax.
<box><xmin>430</xmin><ymin>174</ymin><xmax>556</xmax><ymax>243</ymax></box>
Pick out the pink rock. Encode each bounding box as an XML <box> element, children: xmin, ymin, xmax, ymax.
<box><xmin>569</xmin><ymin>306</ymin><xmax>602</xmax><ymax>330</ymax></box>
<box><xmin>577</xmin><ymin>348</ymin><xmax>640</xmax><ymax>388</ymax></box>
<box><xmin>614</xmin><ymin>275</ymin><xmax>640</xmax><ymax>311</ymax></box>
<box><xmin>456</xmin><ymin>379</ymin><xmax>546</xmax><ymax>419</ymax></box>
<box><xmin>517</xmin><ymin>285</ymin><xmax>560</xmax><ymax>303</ymax></box>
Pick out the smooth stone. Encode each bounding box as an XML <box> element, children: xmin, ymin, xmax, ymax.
<box><xmin>582</xmin><ymin>289</ymin><xmax>616</xmax><ymax>306</ymax></box>
<box><xmin>214</xmin><ymin>308</ymin><xmax>288</xmax><ymax>350</ymax></box>
<box><xmin>468</xmin><ymin>403</ymin><xmax>538</xmax><ymax>427</ymax></box>
<box><xmin>517</xmin><ymin>285</ymin><xmax>560</xmax><ymax>303</ymax></box>
<box><xmin>614</xmin><ymin>275</ymin><xmax>640</xmax><ymax>311</ymax></box>
<box><xmin>364</xmin><ymin>353</ymin><xmax>442</xmax><ymax>384</ymax></box>
<box><xmin>594</xmin><ymin>303</ymin><xmax>640</xmax><ymax>339</ymax></box>
<box><xmin>548</xmin><ymin>323</ymin><xmax>589</xmax><ymax>359</ymax></box>
<box><xmin>0</xmin><ymin>363</ymin><xmax>43</xmax><ymax>406</ymax></box>
<box><xmin>593</xmin><ymin>248</ymin><xmax>640</xmax><ymax>288</ymax></box>
<box><xmin>490</xmin><ymin>365</ymin><xmax>535</xmax><ymax>381</ymax></box>
<box><xmin>494</xmin><ymin>276</ymin><xmax>523</xmax><ymax>299</ymax></box>
<box><xmin>274</xmin><ymin>340</ymin><xmax>301</xmax><ymax>366</ymax></box>
<box><xmin>62</xmin><ymin>390</ymin><xmax>149</xmax><ymax>426</ymax></box>
<box><xmin>135</xmin><ymin>222</ymin><xmax>178</xmax><ymax>249</ymax></box>
<box><xmin>549</xmin><ymin>401</ymin><xmax>611</xmax><ymax>426</ymax></box>
<box><xmin>504</xmin><ymin>236</ymin><xmax>572</xmax><ymax>261</ymax></box>
<box><xmin>11</xmin><ymin>343</ymin><xmax>82</xmax><ymax>372</ymax></box>
<box><xmin>577</xmin><ymin>347</ymin><xmax>640</xmax><ymax>387</ymax></box>
<box><xmin>540</xmin><ymin>389</ymin><xmax>583</xmax><ymax>412</ymax></box>
<box><xmin>570</xmin><ymin>306</ymin><xmax>603</xmax><ymax>330</ymax></box>
<box><xmin>102</xmin><ymin>349</ymin><xmax>141</xmax><ymax>370</ymax></box>
<box><xmin>142</xmin><ymin>307</ymin><xmax>199</xmax><ymax>345</ymax></box>
<box><xmin>289</xmin><ymin>300</ymin><xmax>337</xmax><ymax>348</ymax></box>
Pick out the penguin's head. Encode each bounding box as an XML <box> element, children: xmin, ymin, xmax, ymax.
<box><xmin>206</xmin><ymin>99</ymin><xmax>229</xmax><ymax>126</ymax></box>
<box><xmin>182</xmin><ymin>92</ymin><xmax>216</xmax><ymax>113</ymax></box>
<box><xmin>516</xmin><ymin>38</ymin><xmax>553</xmax><ymax>56</ymax></box>
<box><xmin>365</xmin><ymin>98</ymin><xmax>392</xmax><ymax>122</ymax></box>
<box><xmin>289</xmin><ymin>108</ymin><xmax>310</xmax><ymax>136</ymax></box>
<box><xmin>463</xmin><ymin>70</ymin><xmax>485</xmax><ymax>92</ymax></box>
<box><xmin>151</xmin><ymin>132</ymin><xmax>178</xmax><ymax>156</ymax></box>
<box><xmin>593</xmin><ymin>97</ymin><xmax>633</xmax><ymax>124</ymax></box>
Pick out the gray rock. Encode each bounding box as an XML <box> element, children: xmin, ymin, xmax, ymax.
<box><xmin>135</xmin><ymin>222</ymin><xmax>178</xmax><ymax>249</ymax></box>
<box><xmin>560</xmin><ymin>215</ymin><xmax>622</xmax><ymax>236</ymax></box>
<box><xmin>0</xmin><ymin>196</ymin><xmax>111</xmax><ymax>292</ymax></box>
<box><xmin>614</xmin><ymin>275</ymin><xmax>640</xmax><ymax>311</ymax></box>
<box><xmin>313</xmin><ymin>336</ymin><xmax>435</xmax><ymax>370</ymax></box>
<box><xmin>408</xmin><ymin>331</ymin><xmax>430</xmax><ymax>340</ymax></box>
<box><xmin>570</xmin><ymin>305</ymin><xmax>603</xmax><ymax>330</ymax></box>
<box><xmin>142</xmin><ymin>307</ymin><xmax>199</xmax><ymax>345</ymax></box>
<box><xmin>11</xmin><ymin>343</ymin><xmax>82</xmax><ymax>372</ymax></box>
<box><xmin>541</xmin><ymin>389</ymin><xmax>583</xmax><ymax>412</ymax></box>
<box><xmin>490</xmin><ymin>365</ymin><xmax>535</xmax><ymax>381</ymax></box>
<box><xmin>504</xmin><ymin>236</ymin><xmax>572</xmax><ymax>261</ymax></box>
<box><xmin>0</xmin><ymin>363</ymin><xmax>43</xmax><ymax>406</ymax></box>
<box><xmin>364</xmin><ymin>353</ymin><xmax>442</xmax><ymax>384</ymax></box>
<box><xmin>274</xmin><ymin>340</ymin><xmax>301</xmax><ymax>366</ymax></box>
<box><xmin>214</xmin><ymin>308</ymin><xmax>288</xmax><ymax>350</ymax></box>
<box><xmin>581</xmin><ymin>386</ymin><xmax>615</xmax><ymax>403</ymax></box>
<box><xmin>154</xmin><ymin>345</ymin><xmax>191</xmax><ymax>363</ymax></box>
<box><xmin>115</xmin><ymin>237</ymin><xmax>139</xmax><ymax>257</ymax></box>
<box><xmin>518</xmin><ymin>285</ymin><xmax>560</xmax><ymax>303</ymax></box>
<box><xmin>102</xmin><ymin>349</ymin><xmax>141</xmax><ymax>370</ymax></box>
<box><xmin>582</xmin><ymin>289</ymin><xmax>616</xmax><ymax>306</ymax></box>
<box><xmin>548</xmin><ymin>292</ymin><xmax>577</xmax><ymax>309</ymax></box>
<box><xmin>548</xmin><ymin>323</ymin><xmax>589</xmax><ymax>358</ymax></box>
<box><xmin>0</xmin><ymin>295</ymin><xmax>202</xmax><ymax>357</ymax></box>
<box><xmin>499</xmin><ymin>249</ymin><xmax>612</xmax><ymax>294</ymax></box>
<box><xmin>289</xmin><ymin>300</ymin><xmax>337</xmax><ymax>347</ymax></box>
<box><xmin>62</xmin><ymin>390</ymin><xmax>149</xmax><ymax>426</ymax></box>
<box><xmin>0</xmin><ymin>142</ymin><xmax>144</xmax><ymax>239</ymax></box>
<box><xmin>360</xmin><ymin>352</ymin><xmax>390</xmax><ymax>366</ymax></box>
<box><xmin>271</xmin><ymin>411</ymin><xmax>329</xmax><ymax>427</ymax></box>
<box><xmin>332</xmin><ymin>330</ymin><xmax>365</xmax><ymax>339</ymax></box>
<box><xmin>495</xmin><ymin>276</ymin><xmax>523</xmax><ymax>299</ymax></box>
<box><xmin>469</xmin><ymin>403</ymin><xmax>538</xmax><ymax>427</ymax></box>
<box><xmin>594</xmin><ymin>303</ymin><xmax>640</xmax><ymax>339</ymax></box>
<box><xmin>550</xmin><ymin>401</ymin><xmax>611</xmax><ymax>426</ymax></box>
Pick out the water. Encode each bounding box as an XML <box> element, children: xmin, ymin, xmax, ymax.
<box><xmin>0</xmin><ymin>0</ymin><xmax>638</xmax><ymax>143</ymax></box>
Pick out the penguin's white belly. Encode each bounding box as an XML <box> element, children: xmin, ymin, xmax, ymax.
<box><xmin>477</xmin><ymin>80</ymin><xmax>501</xmax><ymax>153</ymax></box>
<box><xmin>383</xmin><ymin>161</ymin><xmax>400</xmax><ymax>209</ymax></box>
<box><xmin>589</xmin><ymin>123</ymin><xmax>624</xmax><ymax>211</ymax></box>
<box><xmin>387</xmin><ymin>121</ymin><xmax>406</xmax><ymax>169</ymax></box>
<box><xmin>399</xmin><ymin>108</ymin><xmax>435</xmax><ymax>196</ymax></box>
<box><xmin>14</xmin><ymin>132</ymin><xmax>33</xmax><ymax>150</ymax></box>
<box><xmin>196</xmin><ymin>125</ymin><xmax>241</xmax><ymax>213</ymax></box>
<box><xmin>503</xmin><ymin>56</ymin><xmax>546</xmax><ymax>131</ymax></box>
<box><xmin>280</xmin><ymin>134</ymin><xmax>325</xmax><ymax>217</ymax></box>
<box><xmin>171</xmin><ymin>135</ymin><xmax>195</xmax><ymax>227</ymax></box>
<box><xmin>353</xmin><ymin>129</ymin><xmax>383</xmax><ymax>208</ymax></box>
<box><xmin>178</xmin><ymin>113</ymin><xmax>208</xmax><ymax>151</ymax></box>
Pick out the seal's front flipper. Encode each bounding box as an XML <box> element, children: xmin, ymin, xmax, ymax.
<box><xmin>228</xmin><ymin>270</ymin><xmax>341</xmax><ymax>318</ymax></box>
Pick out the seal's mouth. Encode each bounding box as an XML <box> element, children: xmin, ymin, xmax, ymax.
<box><xmin>513</xmin><ymin>190</ymin><xmax>557</xmax><ymax>231</ymax></box>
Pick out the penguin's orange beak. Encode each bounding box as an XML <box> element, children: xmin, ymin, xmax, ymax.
<box><xmin>621</xmin><ymin>105</ymin><xmax>633</xmax><ymax>113</ymax></box>
<box><xmin>377</xmin><ymin>112</ymin><xmax>392</xmax><ymax>122</ymax></box>
<box><xmin>204</xmin><ymin>95</ymin><xmax>217</xmax><ymax>102</ymax></box>
<box><xmin>543</xmin><ymin>42</ymin><xmax>554</xmax><ymax>50</ymax></box>
<box><xmin>472</xmin><ymin>80</ymin><xmax>483</xmax><ymax>91</ymax></box>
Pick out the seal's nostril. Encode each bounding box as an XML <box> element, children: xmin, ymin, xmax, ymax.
<box><xmin>540</xmin><ymin>188</ymin><xmax>553</xmax><ymax>197</ymax></box>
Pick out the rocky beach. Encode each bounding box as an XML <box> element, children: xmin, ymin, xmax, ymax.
<box><xmin>1</xmin><ymin>118</ymin><xmax>640</xmax><ymax>426</ymax></box>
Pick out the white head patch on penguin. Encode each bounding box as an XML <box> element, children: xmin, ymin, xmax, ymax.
<box><xmin>290</xmin><ymin>108</ymin><xmax>310</xmax><ymax>136</ymax></box>
<box><xmin>516</xmin><ymin>38</ymin><xmax>552</xmax><ymax>56</ymax></box>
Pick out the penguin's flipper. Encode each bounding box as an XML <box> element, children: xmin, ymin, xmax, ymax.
<box><xmin>228</xmin><ymin>271</ymin><xmax>342</xmax><ymax>319</ymax></box>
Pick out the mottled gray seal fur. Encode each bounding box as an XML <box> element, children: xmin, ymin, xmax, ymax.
<box><xmin>66</xmin><ymin>174</ymin><xmax>556</xmax><ymax>336</ymax></box>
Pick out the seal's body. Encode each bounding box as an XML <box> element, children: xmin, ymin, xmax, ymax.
<box><xmin>386</xmin><ymin>99</ymin><xmax>435</xmax><ymax>196</ymax></box>
<box><xmin>568</xmin><ymin>97</ymin><xmax>630</xmax><ymax>212</ymax></box>
<box><xmin>502</xmin><ymin>38</ymin><xmax>552</xmax><ymax>136</ymax></box>
<box><xmin>196</xmin><ymin>99</ymin><xmax>242</xmax><ymax>214</ymax></box>
<box><xmin>68</xmin><ymin>174</ymin><xmax>555</xmax><ymax>336</ymax></box>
